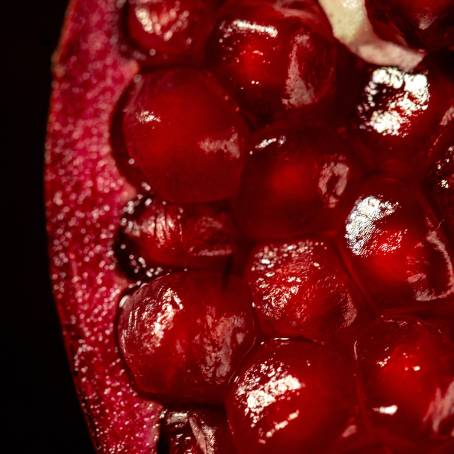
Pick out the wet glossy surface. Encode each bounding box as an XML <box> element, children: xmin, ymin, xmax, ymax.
<box><xmin>226</xmin><ymin>339</ymin><xmax>354</xmax><ymax>454</ymax></box>
<box><xmin>159</xmin><ymin>408</ymin><xmax>235</xmax><ymax>453</ymax></box>
<box><xmin>341</xmin><ymin>178</ymin><xmax>454</xmax><ymax>311</ymax></box>
<box><xmin>117</xmin><ymin>194</ymin><xmax>236</xmax><ymax>273</ymax></box>
<box><xmin>427</xmin><ymin>139</ymin><xmax>454</xmax><ymax>239</ymax></box>
<box><xmin>366</xmin><ymin>0</ymin><xmax>454</xmax><ymax>51</ymax></box>
<box><xmin>356</xmin><ymin>318</ymin><xmax>454</xmax><ymax>443</ymax></box>
<box><xmin>47</xmin><ymin>0</ymin><xmax>454</xmax><ymax>452</ymax></box>
<box><xmin>122</xmin><ymin>69</ymin><xmax>248</xmax><ymax>203</ymax></box>
<box><xmin>208</xmin><ymin>0</ymin><xmax>337</xmax><ymax>123</ymax></box>
<box><xmin>355</xmin><ymin>64</ymin><xmax>453</xmax><ymax>176</ymax></box>
<box><xmin>117</xmin><ymin>272</ymin><xmax>257</xmax><ymax>404</ymax></box>
<box><xmin>126</xmin><ymin>0</ymin><xmax>217</xmax><ymax>64</ymax></box>
<box><xmin>247</xmin><ymin>239</ymin><xmax>359</xmax><ymax>341</ymax></box>
<box><xmin>235</xmin><ymin>125</ymin><xmax>364</xmax><ymax>240</ymax></box>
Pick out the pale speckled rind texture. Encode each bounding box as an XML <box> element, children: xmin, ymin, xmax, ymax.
<box><xmin>45</xmin><ymin>0</ymin><xmax>162</xmax><ymax>452</ymax></box>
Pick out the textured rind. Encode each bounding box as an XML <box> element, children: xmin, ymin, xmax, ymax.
<box><xmin>45</xmin><ymin>1</ymin><xmax>162</xmax><ymax>453</ymax></box>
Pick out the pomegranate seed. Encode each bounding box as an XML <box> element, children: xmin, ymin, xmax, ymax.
<box><xmin>426</xmin><ymin>137</ymin><xmax>454</xmax><ymax>240</ymax></box>
<box><xmin>208</xmin><ymin>0</ymin><xmax>337</xmax><ymax>122</ymax></box>
<box><xmin>365</xmin><ymin>0</ymin><xmax>454</xmax><ymax>51</ymax></box>
<box><xmin>341</xmin><ymin>178</ymin><xmax>454</xmax><ymax>311</ymax></box>
<box><xmin>126</xmin><ymin>0</ymin><xmax>217</xmax><ymax>63</ymax></box>
<box><xmin>356</xmin><ymin>318</ymin><xmax>454</xmax><ymax>442</ymax></box>
<box><xmin>354</xmin><ymin>63</ymin><xmax>453</xmax><ymax>176</ymax></box>
<box><xmin>122</xmin><ymin>69</ymin><xmax>248</xmax><ymax>203</ymax></box>
<box><xmin>117</xmin><ymin>272</ymin><xmax>257</xmax><ymax>404</ymax></box>
<box><xmin>117</xmin><ymin>195</ymin><xmax>236</xmax><ymax>272</ymax></box>
<box><xmin>247</xmin><ymin>238</ymin><xmax>359</xmax><ymax>341</ymax></box>
<box><xmin>226</xmin><ymin>339</ymin><xmax>355</xmax><ymax>453</ymax></box>
<box><xmin>235</xmin><ymin>125</ymin><xmax>364</xmax><ymax>239</ymax></box>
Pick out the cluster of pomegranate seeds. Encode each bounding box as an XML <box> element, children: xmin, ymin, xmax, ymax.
<box><xmin>46</xmin><ymin>0</ymin><xmax>454</xmax><ymax>452</ymax></box>
<box><xmin>114</xmin><ymin>0</ymin><xmax>454</xmax><ymax>451</ymax></box>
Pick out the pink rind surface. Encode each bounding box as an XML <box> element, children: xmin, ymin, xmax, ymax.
<box><xmin>45</xmin><ymin>1</ymin><xmax>162</xmax><ymax>452</ymax></box>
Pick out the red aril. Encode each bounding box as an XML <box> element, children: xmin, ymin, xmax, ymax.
<box><xmin>117</xmin><ymin>194</ymin><xmax>236</xmax><ymax>272</ymax></box>
<box><xmin>126</xmin><ymin>0</ymin><xmax>217</xmax><ymax>64</ymax></box>
<box><xmin>235</xmin><ymin>125</ymin><xmax>364</xmax><ymax>240</ymax></box>
<box><xmin>426</xmin><ymin>139</ymin><xmax>454</xmax><ymax>240</ymax></box>
<box><xmin>208</xmin><ymin>0</ymin><xmax>337</xmax><ymax>123</ymax></box>
<box><xmin>356</xmin><ymin>318</ymin><xmax>454</xmax><ymax>443</ymax></box>
<box><xmin>122</xmin><ymin>69</ymin><xmax>248</xmax><ymax>203</ymax></box>
<box><xmin>117</xmin><ymin>272</ymin><xmax>257</xmax><ymax>404</ymax></box>
<box><xmin>226</xmin><ymin>339</ymin><xmax>355</xmax><ymax>454</ymax></box>
<box><xmin>341</xmin><ymin>178</ymin><xmax>454</xmax><ymax>312</ymax></box>
<box><xmin>247</xmin><ymin>238</ymin><xmax>360</xmax><ymax>341</ymax></box>
<box><xmin>354</xmin><ymin>62</ymin><xmax>453</xmax><ymax>177</ymax></box>
<box><xmin>365</xmin><ymin>0</ymin><xmax>454</xmax><ymax>51</ymax></box>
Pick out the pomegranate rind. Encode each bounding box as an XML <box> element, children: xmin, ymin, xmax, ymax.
<box><xmin>46</xmin><ymin>1</ymin><xmax>161</xmax><ymax>453</ymax></box>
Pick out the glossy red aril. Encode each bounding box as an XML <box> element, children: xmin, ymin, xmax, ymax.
<box><xmin>356</xmin><ymin>318</ymin><xmax>454</xmax><ymax>441</ymax></box>
<box><xmin>118</xmin><ymin>195</ymin><xmax>236</xmax><ymax>271</ymax></box>
<box><xmin>427</xmin><ymin>140</ymin><xmax>454</xmax><ymax>239</ymax></box>
<box><xmin>341</xmin><ymin>178</ymin><xmax>454</xmax><ymax>311</ymax></box>
<box><xmin>354</xmin><ymin>64</ymin><xmax>453</xmax><ymax>176</ymax></box>
<box><xmin>226</xmin><ymin>339</ymin><xmax>354</xmax><ymax>454</ymax></box>
<box><xmin>208</xmin><ymin>0</ymin><xmax>337</xmax><ymax>122</ymax></box>
<box><xmin>126</xmin><ymin>0</ymin><xmax>217</xmax><ymax>63</ymax></box>
<box><xmin>247</xmin><ymin>239</ymin><xmax>359</xmax><ymax>341</ymax></box>
<box><xmin>365</xmin><ymin>0</ymin><xmax>454</xmax><ymax>51</ymax></box>
<box><xmin>122</xmin><ymin>69</ymin><xmax>248</xmax><ymax>203</ymax></box>
<box><xmin>117</xmin><ymin>272</ymin><xmax>257</xmax><ymax>404</ymax></box>
<box><xmin>235</xmin><ymin>126</ymin><xmax>363</xmax><ymax>240</ymax></box>
<box><xmin>159</xmin><ymin>409</ymin><xmax>235</xmax><ymax>453</ymax></box>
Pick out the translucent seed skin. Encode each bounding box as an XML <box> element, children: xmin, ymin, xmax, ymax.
<box><xmin>117</xmin><ymin>272</ymin><xmax>257</xmax><ymax>405</ymax></box>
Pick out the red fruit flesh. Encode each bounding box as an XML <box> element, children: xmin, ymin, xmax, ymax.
<box><xmin>208</xmin><ymin>0</ymin><xmax>337</xmax><ymax>123</ymax></box>
<box><xmin>247</xmin><ymin>238</ymin><xmax>360</xmax><ymax>341</ymax></box>
<box><xmin>226</xmin><ymin>339</ymin><xmax>355</xmax><ymax>454</ymax></box>
<box><xmin>365</xmin><ymin>0</ymin><xmax>454</xmax><ymax>51</ymax></box>
<box><xmin>126</xmin><ymin>0</ymin><xmax>217</xmax><ymax>64</ymax></box>
<box><xmin>354</xmin><ymin>63</ymin><xmax>453</xmax><ymax>176</ymax></box>
<box><xmin>117</xmin><ymin>195</ymin><xmax>236</xmax><ymax>272</ymax></box>
<box><xmin>356</xmin><ymin>318</ymin><xmax>454</xmax><ymax>443</ymax></box>
<box><xmin>235</xmin><ymin>125</ymin><xmax>364</xmax><ymax>240</ymax></box>
<box><xmin>159</xmin><ymin>409</ymin><xmax>235</xmax><ymax>453</ymax></box>
<box><xmin>341</xmin><ymin>178</ymin><xmax>454</xmax><ymax>311</ymax></box>
<box><xmin>117</xmin><ymin>272</ymin><xmax>257</xmax><ymax>404</ymax></box>
<box><xmin>122</xmin><ymin>69</ymin><xmax>248</xmax><ymax>203</ymax></box>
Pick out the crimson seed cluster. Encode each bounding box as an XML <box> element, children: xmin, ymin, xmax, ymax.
<box><xmin>114</xmin><ymin>1</ymin><xmax>454</xmax><ymax>452</ymax></box>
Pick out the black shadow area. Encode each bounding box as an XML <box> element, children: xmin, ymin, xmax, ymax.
<box><xmin>5</xmin><ymin>1</ymin><xmax>94</xmax><ymax>453</ymax></box>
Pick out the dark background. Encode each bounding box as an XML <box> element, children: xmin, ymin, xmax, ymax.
<box><xmin>6</xmin><ymin>1</ymin><xmax>94</xmax><ymax>452</ymax></box>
